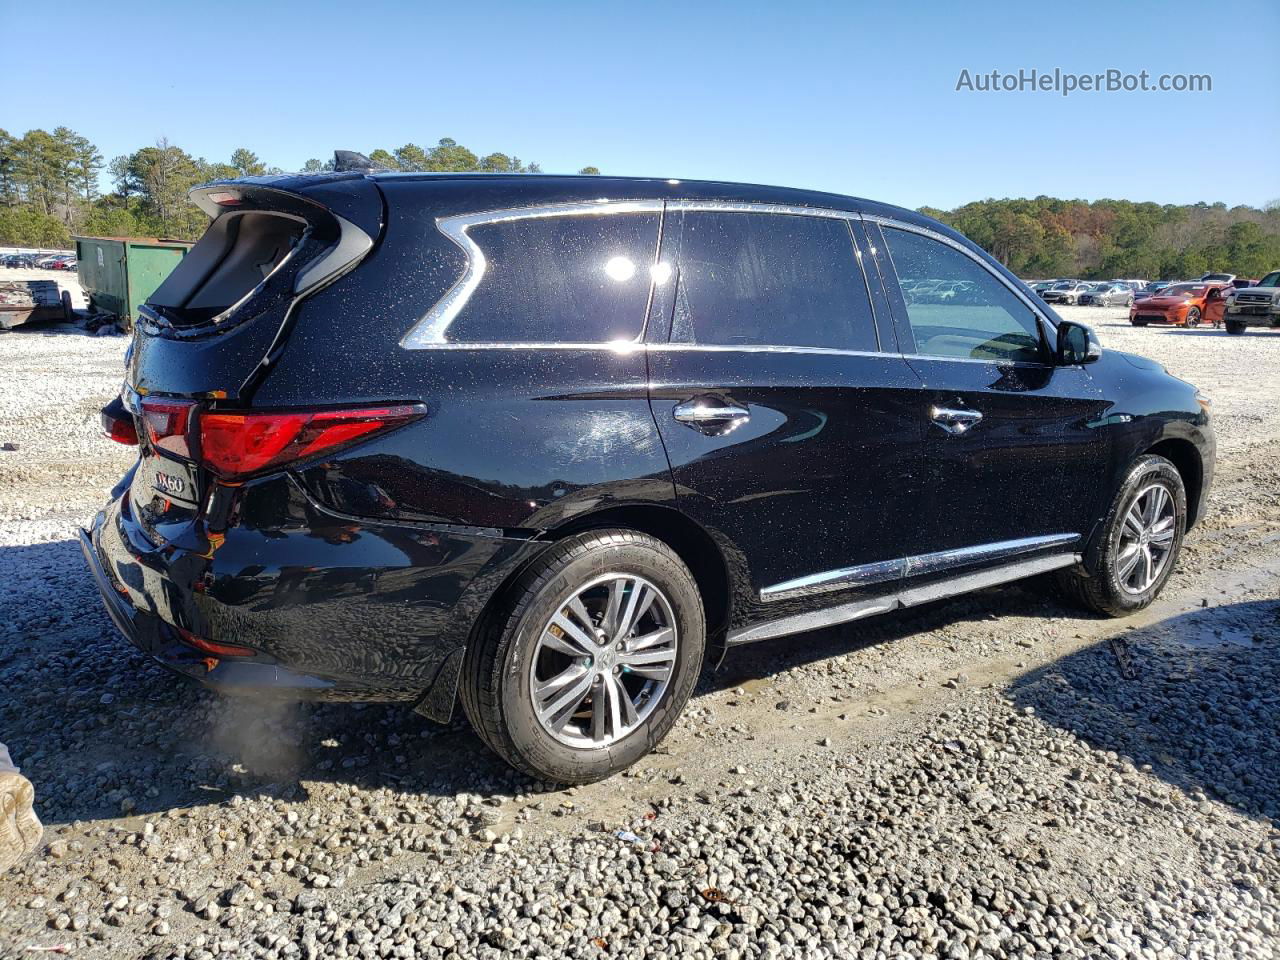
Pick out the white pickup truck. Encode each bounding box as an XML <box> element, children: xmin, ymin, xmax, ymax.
<box><xmin>1224</xmin><ymin>269</ymin><xmax>1280</xmax><ymax>334</ymax></box>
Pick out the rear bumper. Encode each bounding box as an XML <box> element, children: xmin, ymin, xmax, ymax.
<box><xmin>80</xmin><ymin>523</ymin><xmax>337</xmax><ymax>695</ymax></box>
<box><xmin>80</xmin><ymin>475</ymin><xmax>541</xmax><ymax>710</ymax></box>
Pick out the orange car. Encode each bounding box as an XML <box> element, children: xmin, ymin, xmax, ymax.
<box><xmin>1129</xmin><ymin>281</ymin><xmax>1230</xmax><ymax>327</ymax></box>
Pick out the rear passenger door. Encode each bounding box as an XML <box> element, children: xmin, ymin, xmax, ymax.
<box><xmin>647</xmin><ymin>206</ymin><xmax>928</xmax><ymax>622</ymax></box>
<box><xmin>869</xmin><ymin>219</ymin><xmax>1110</xmax><ymax>568</ymax></box>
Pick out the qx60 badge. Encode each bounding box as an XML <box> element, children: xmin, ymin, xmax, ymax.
<box><xmin>153</xmin><ymin>471</ymin><xmax>186</xmax><ymax>496</ymax></box>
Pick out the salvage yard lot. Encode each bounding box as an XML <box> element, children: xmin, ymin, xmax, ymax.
<box><xmin>0</xmin><ymin>308</ymin><xmax>1277</xmax><ymax>959</ymax></box>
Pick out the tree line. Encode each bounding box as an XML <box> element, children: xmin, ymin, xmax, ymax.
<box><xmin>2</xmin><ymin>126</ymin><xmax>1277</xmax><ymax>281</ymax></box>
<box><xmin>0</xmin><ymin>127</ymin><xmax>599</xmax><ymax>247</ymax></box>
<box><xmin>922</xmin><ymin>196</ymin><xmax>1280</xmax><ymax>280</ymax></box>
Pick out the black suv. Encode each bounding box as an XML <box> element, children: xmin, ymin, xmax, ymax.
<box><xmin>83</xmin><ymin>166</ymin><xmax>1215</xmax><ymax>783</ymax></box>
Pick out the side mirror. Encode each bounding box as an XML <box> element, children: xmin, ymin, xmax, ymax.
<box><xmin>1056</xmin><ymin>320</ymin><xmax>1102</xmax><ymax>365</ymax></box>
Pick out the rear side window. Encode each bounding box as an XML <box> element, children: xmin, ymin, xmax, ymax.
<box><xmin>883</xmin><ymin>227</ymin><xmax>1045</xmax><ymax>363</ymax></box>
<box><xmin>670</xmin><ymin>212</ymin><xmax>877</xmax><ymax>352</ymax></box>
<box><xmin>444</xmin><ymin>213</ymin><xmax>659</xmax><ymax>343</ymax></box>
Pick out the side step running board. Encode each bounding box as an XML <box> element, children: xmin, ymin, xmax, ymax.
<box><xmin>725</xmin><ymin>552</ymin><xmax>1080</xmax><ymax>647</ymax></box>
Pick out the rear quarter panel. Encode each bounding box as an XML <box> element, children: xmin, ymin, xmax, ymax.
<box><xmin>251</xmin><ymin>179</ymin><xmax>676</xmax><ymax>532</ymax></box>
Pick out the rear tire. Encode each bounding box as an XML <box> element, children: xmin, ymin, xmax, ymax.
<box><xmin>1055</xmin><ymin>455</ymin><xmax>1186</xmax><ymax>617</ymax></box>
<box><xmin>460</xmin><ymin>529</ymin><xmax>705</xmax><ymax>783</ymax></box>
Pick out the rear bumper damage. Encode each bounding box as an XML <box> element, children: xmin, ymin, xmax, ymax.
<box><xmin>80</xmin><ymin>475</ymin><xmax>541</xmax><ymax>716</ymax></box>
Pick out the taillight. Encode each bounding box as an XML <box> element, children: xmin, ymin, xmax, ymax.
<box><xmin>141</xmin><ymin>399</ymin><xmax>196</xmax><ymax>458</ymax></box>
<box><xmin>177</xmin><ymin>628</ymin><xmax>256</xmax><ymax>658</ymax></box>
<box><xmin>101</xmin><ymin>396</ymin><xmax>138</xmax><ymax>445</ymax></box>
<box><xmin>199</xmin><ymin>404</ymin><xmax>424</xmax><ymax>480</ymax></box>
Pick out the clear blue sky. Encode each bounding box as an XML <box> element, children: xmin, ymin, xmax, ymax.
<box><xmin>4</xmin><ymin>0</ymin><xmax>1277</xmax><ymax>210</ymax></box>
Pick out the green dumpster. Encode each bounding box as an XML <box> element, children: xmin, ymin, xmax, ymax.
<box><xmin>74</xmin><ymin>236</ymin><xmax>194</xmax><ymax>324</ymax></box>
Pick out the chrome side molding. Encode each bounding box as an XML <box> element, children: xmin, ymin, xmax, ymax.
<box><xmin>728</xmin><ymin>551</ymin><xmax>1080</xmax><ymax>647</ymax></box>
<box><xmin>761</xmin><ymin>533</ymin><xmax>1080</xmax><ymax>602</ymax></box>
<box><xmin>760</xmin><ymin>557</ymin><xmax>903</xmax><ymax>602</ymax></box>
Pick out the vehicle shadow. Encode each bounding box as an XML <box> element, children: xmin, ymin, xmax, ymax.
<box><xmin>705</xmin><ymin>576</ymin><xmax>1075</xmax><ymax>693</ymax></box>
<box><xmin>1</xmin><ymin>538</ymin><xmax>1077</xmax><ymax>826</ymax></box>
<box><xmin>5</xmin><ymin>537</ymin><xmax>1274</xmax><ymax>829</ymax></box>
<box><xmin>1008</xmin><ymin>599</ymin><xmax>1279</xmax><ymax>824</ymax></box>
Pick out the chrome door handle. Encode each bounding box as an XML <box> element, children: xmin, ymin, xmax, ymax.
<box><xmin>931</xmin><ymin>405</ymin><xmax>983</xmax><ymax>435</ymax></box>
<box><xmin>673</xmin><ymin>400</ymin><xmax>750</xmax><ymax>423</ymax></box>
<box><xmin>673</xmin><ymin>399</ymin><xmax>750</xmax><ymax>435</ymax></box>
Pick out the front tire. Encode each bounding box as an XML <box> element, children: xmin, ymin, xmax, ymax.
<box><xmin>1225</xmin><ymin>319</ymin><xmax>1246</xmax><ymax>335</ymax></box>
<box><xmin>460</xmin><ymin>529</ymin><xmax>705</xmax><ymax>783</ymax></box>
<box><xmin>1185</xmin><ymin>307</ymin><xmax>1201</xmax><ymax>328</ymax></box>
<box><xmin>1056</xmin><ymin>455</ymin><xmax>1186</xmax><ymax>617</ymax></box>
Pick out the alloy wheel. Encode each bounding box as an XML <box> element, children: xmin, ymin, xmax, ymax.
<box><xmin>529</xmin><ymin>574</ymin><xmax>678</xmax><ymax>748</ymax></box>
<box><xmin>1116</xmin><ymin>482</ymin><xmax>1177</xmax><ymax>594</ymax></box>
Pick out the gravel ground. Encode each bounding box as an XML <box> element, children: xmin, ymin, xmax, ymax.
<box><xmin>1</xmin><ymin>306</ymin><xmax>1277</xmax><ymax>959</ymax></box>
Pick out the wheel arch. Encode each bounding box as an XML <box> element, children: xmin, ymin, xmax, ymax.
<box><xmin>414</xmin><ymin>503</ymin><xmax>733</xmax><ymax>724</ymax></box>
<box><xmin>1144</xmin><ymin>436</ymin><xmax>1204</xmax><ymax>530</ymax></box>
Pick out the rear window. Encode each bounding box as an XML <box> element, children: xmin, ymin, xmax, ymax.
<box><xmin>147</xmin><ymin>212</ymin><xmax>306</xmax><ymax>327</ymax></box>
<box><xmin>443</xmin><ymin>213</ymin><xmax>660</xmax><ymax>343</ymax></box>
<box><xmin>669</xmin><ymin>212</ymin><xmax>877</xmax><ymax>352</ymax></box>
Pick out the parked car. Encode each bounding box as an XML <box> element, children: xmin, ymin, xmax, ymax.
<box><xmin>1129</xmin><ymin>282</ymin><xmax>1230</xmax><ymax>327</ymax></box>
<box><xmin>1030</xmin><ymin>280</ymin><xmax>1056</xmax><ymax>294</ymax></box>
<box><xmin>83</xmin><ymin>168</ymin><xmax>1216</xmax><ymax>783</ymax></box>
<box><xmin>1220</xmin><ymin>269</ymin><xmax>1280</xmax><ymax>334</ymax></box>
<box><xmin>1041</xmin><ymin>280</ymin><xmax>1090</xmax><ymax>305</ymax></box>
<box><xmin>1</xmin><ymin>253</ymin><xmax>37</xmax><ymax>268</ymax></box>
<box><xmin>1230</xmin><ymin>278</ymin><xmax>1257</xmax><ymax>289</ymax></box>
<box><xmin>34</xmin><ymin>255</ymin><xmax>66</xmax><ymax>269</ymax></box>
<box><xmin>49</xmin><ymin>258</ymin><xmax>77</xmax><ymax>271</ymax></box>
<box><xmin>1140</xmin><ymin>281</ymin><xmax>1173</xmax><ymax>299</ymax></box>
<box><xmin>1112</xmin><ymin>279</ymin><xmax>1149</xmax><ymax>294</ymax></box>
<box><xmin>1200</xmin><ymin>272</ymin><xmax>1235</xmax><ymax>284</ymax></box>
<box><xmin>1079</xmin><ymin>282</ymin><xmax>1134</xmax><ymax>307</ymax></box>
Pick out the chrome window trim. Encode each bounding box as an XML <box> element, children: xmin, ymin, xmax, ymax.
<box><xmin>399</xmin><ymin>199</ymin><xmax>665</xmax><ymax>349</ymax></box>
<box><xmin>394</xmin><ymin>342</ymin><xmax>903</xmax><ymax>359</ymax></box>
<box><xmin>646</xmin><ymin>343</ymin><xmax>889</xmax><ymax>359</ymax></box>
<box><xmin>666</xmin><ymin>199</ymin><xmax>860</xmax><ymax>221</ymax></box>
<box><xmin>760</xmin><ymin>532</ymin><xmax>1081</xmax><ymax>602</ymax></box>
<box><xmin>730</xmin><ymin>551</ymin><xmax>1081</xmax><ymax>646</ymax></box>
<box><xmin>396</xmin><ymin>198</ymin><xmax>1055</xmax><ymax>357</ymax></box>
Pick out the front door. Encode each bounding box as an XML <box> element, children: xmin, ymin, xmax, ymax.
<box><xmin>868</xmin><ymin>220</ymin><xmax>1110</xmax><ymax>579</ymax></box>
<box><xmin>647</xmin><ymin>207</ymin><xmax>928</xmax><ymax>625</ymax></box>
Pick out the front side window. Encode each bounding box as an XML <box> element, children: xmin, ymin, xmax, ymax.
<box><xmin>444</xmin><ymin>213</ymin><xmax>660</xmax><ymax>343</ymax></box>
<box><xmin>883</xmin><ymin>227</ymin><xmax>1045</xmax><ymax>363</ymax></box>
<box><xmin>670</xmin><ymin>212</ymin><xmax>877</xmax><ymax>352</ymax></box>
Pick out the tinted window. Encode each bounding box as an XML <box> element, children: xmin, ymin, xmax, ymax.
<box><xmin>883</xmin><ymin>227</ymin><xmax>1045</xmax><ymax>363</ymax></box>
<box><xmin>670</xmin><ymin>212</ymin><xmax>877</xmax><ymax>351</ymax></box>
<box><xmin>445</xmin><ymin>213</ymin><xmax>659</xmax><ymax>343</ymax></box>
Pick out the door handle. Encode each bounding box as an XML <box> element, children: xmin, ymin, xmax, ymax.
<box><xmin>673</xmin><ymin>400</ymin><xmax>750</xmax><ymax>423</ymax></box>
<box><xmin>673</xmin><ymin>399</ymin><xmax>750</xmax><ymax>434</ymax></box>
<box><xmin>930</xmin><ymin>405</ymin><xmax>983</xmax><ymax>435</ymax></box>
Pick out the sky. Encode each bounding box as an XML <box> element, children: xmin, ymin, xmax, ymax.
<box><xmin>4</xmin><ymin>0</ymin><xmax>1277</xmax><ymax>211</ymax></box>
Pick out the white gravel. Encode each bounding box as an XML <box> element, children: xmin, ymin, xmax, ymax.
<box><xmin>0</xmin><ymin>306</ymin><xmax>1277</xmax><ymax>959</ymax></box>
